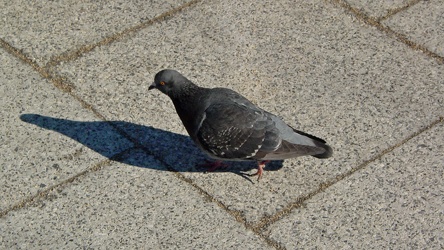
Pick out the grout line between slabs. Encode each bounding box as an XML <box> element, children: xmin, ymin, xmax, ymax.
<box><xmin>0</xmin><ymin>148</ymin><xmax>134</xmax><ymax>218</ymax></box>
<box><xmin>252</xmin><ymin>116</ymin><xmax>444</xmax><ymax>232</ymax></box>
<box><xmin>167</xmin><ymin>167</ymin><xmax>286</xmax><ymax>250</ymax></box>
<box><xmin>1</xmin><ymin>38</ymin><xmax>75</xmax><ymax>93</ymax></box>
<box><xmin>331</xmin><ymin>0</ymin><xmax>444</xmax><ymax>65</ymax></box>
<box><xmin>378</xmin><ymin>0</ymin><xmax>422</xmax><ymax>22</ymax></box>
<box><xmin>44</xmin><ymin>0</ymin><xmax>202</xmax><ymax>69</ymax></box>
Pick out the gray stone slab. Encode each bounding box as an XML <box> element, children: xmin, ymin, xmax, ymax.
<box><xmin>0</xmin><ymin>148</ymin><xmax>269</xmax><ymax>249</ymax></box>
<box><xmin>383</xmin><ymin>0</ymin><xmax>444</xmax><ymax>57</ymax></box>
<box><xmin>346</xmin><ymin>0</ymin><xmax>410</xmax><ymax>18</ymax></box>
<box><xmin>268</xmin><ymin>122</ymin><xmax>444</xmax><ymax>249</ymax></box>
<box><xmin>0</xmin><ymin>50</ymin><xmax>133</xmax><ymax>211</ymax></box>
<box><xmin>55</xmin><ymin>0</ymin><xmax>444</xmax><ymax>223</ymax></box>
<box><xmin>0</xmin><ymin>0</ymin><xmax>189</xmax><ymax>65</ymax></box>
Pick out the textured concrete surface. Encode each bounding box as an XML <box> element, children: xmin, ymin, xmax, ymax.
<box><xmin>346</xmin><ymin>0</ymin><xmax>410</xmax><ymax>18</ymax></box>
<box><xmin>1</xmin><ymin>149</ymin><xmax>268</xmax><ymax>249</ymax></box>
<box><xmin>0</xmin><ymin>0</ymin><xmax>188</xmax><ymax>65</ymax></box>
<box><xmin>1</xmin><ymin>0</ymin><xmax>443</xmax><ymax>249</ymax></box>
<box><xmin>383</xmin><ymin>0</ymin><xmax>444</xmax><ymax>57</ymax></box>
<box><xmin>268</xmin><ymin>123</ymin><xmax>444</xmax><ymax>249</ymax></box>
<box><xmin>0</xmin><ymin>50</ymin><xmax>133</xmax><ymax>211</ymax></box>
<box><xmin>54</xmin><ymin>0</ymin><xmax>443</xmax><ymax>223</ymax></box>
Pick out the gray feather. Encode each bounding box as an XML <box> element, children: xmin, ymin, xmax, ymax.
<box><xmin>150</xmin><ymin>69</ymin><xmax>333</xmax><ymax>162</ymax></box>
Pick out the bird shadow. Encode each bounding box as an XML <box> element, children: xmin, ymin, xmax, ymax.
<box><xmin>19</xmin><ymin>114</ymin><xmax>283</xmax><ymax>181</ymax></box>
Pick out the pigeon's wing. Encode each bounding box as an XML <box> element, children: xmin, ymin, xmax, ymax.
<box><xmin>195</xmin><ymin>88</ymin><xmax>332</xmax><ymax>160</ymax></box>
<box><xmin>195</xmin><ymin>94</ymin><xmax>281</xmax><ymax>160</ymax></box>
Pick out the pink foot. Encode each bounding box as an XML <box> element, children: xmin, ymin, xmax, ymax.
<box><xmin>250</xmin><ymin>160</ymin><xmax>270</xmax><ymax>181</ymax></box>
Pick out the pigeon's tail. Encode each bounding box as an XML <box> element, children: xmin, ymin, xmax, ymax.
<box><xmin>293</xmin><ymin>129</ymin><xmax>333</xmax><ymax>159</ymax></box>
<box><xmin>312</xmin><ymin>143</ymin><xmax>333</xmax><ymax>159</ymax></box>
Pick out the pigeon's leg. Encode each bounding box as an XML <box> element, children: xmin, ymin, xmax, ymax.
<box><xmin>251</xmin><ymin>160</ymin><xmax>270</xmax><ymax>181</ymax></box>
<box><xmin>200</xmin><ymin>160</ymin><xmax>229</xmax><ymax>172</ymax></box>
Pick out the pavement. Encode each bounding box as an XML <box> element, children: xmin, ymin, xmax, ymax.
<box><xmin>1</xmin><ymin>0</ymin><xmax>443</xmax><ymax>249</ymax></box>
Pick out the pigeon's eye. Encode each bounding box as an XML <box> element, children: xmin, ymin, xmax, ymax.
<box><xmin>160</xmin><ymin>81</ymin><xmax>166</xmax><ymax>86</ymax></box>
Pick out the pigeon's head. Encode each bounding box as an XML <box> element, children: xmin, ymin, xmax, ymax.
<box><xmin>149</xmin><ymin>69</ymin><xmax>191</xmax><ymax>97</ymax></box>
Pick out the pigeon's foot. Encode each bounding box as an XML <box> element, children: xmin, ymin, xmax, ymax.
<box><xmin>250</xmin><ymin>160</ymin><xmax>270</xmax><ymax>181</ymax></box>
<box><xmin>200</xmin><ymin>160</ymin><xmax>229</xmax><ymax>172</ymax></box>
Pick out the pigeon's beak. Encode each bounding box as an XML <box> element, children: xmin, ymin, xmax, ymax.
<box><xmin>148</xmin><ymin>82</ymin><xmax>156</xmax><ymax>90</ymax></box>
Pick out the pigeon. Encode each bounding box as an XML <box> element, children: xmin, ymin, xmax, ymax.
<box><xmin>149</xmin><ymin>69</ymin><xmax>332</xmax><ymax>180</ymax></box>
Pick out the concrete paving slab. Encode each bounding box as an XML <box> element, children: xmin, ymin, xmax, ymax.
<box><xmin>383</xmin><ymin>0</ymin><xmax>444</xmax><ymax>57</ymax></box>
<box><xmin>0</xmin><ymin>0</ymin><xmax>189</xmax><ymax>65</ymax></box>
<box><xmin>346</xmin><ymin>0</ymin><xmax>410</xmax><ymax>19</ymax></box>
<box><xmin>268</xmin><ymin>122</ymin><xmax>444</xmax><ymax>249</ymax></box>
<box><xmin>0</xmin><ymin>148</ymin><xmax>269</xmax><ymax>249</ymax></box>
<box><xmin>54</xmin><ymin>0</ymin><xmax>444</xmax><ymax>223</ymax></box>
<box><xmin>0</xmin><ymin>50</ymin><xmax>132</xmax><ymax>212</ymax></box>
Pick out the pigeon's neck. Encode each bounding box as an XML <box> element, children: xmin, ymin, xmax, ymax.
<box><xmin>170</xmin><ymin>82</ymin><xmax>207</xmax><ymax>111</ymax></box>
<box><xmin>170</xmin><ymin>83</ymin><xmax>209</xmax><ymax>137</ymax></box>
<box><xmin>170</xmin><ymin>81</ymin><xmax>201</xmax><ymax>100</ymax></box>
